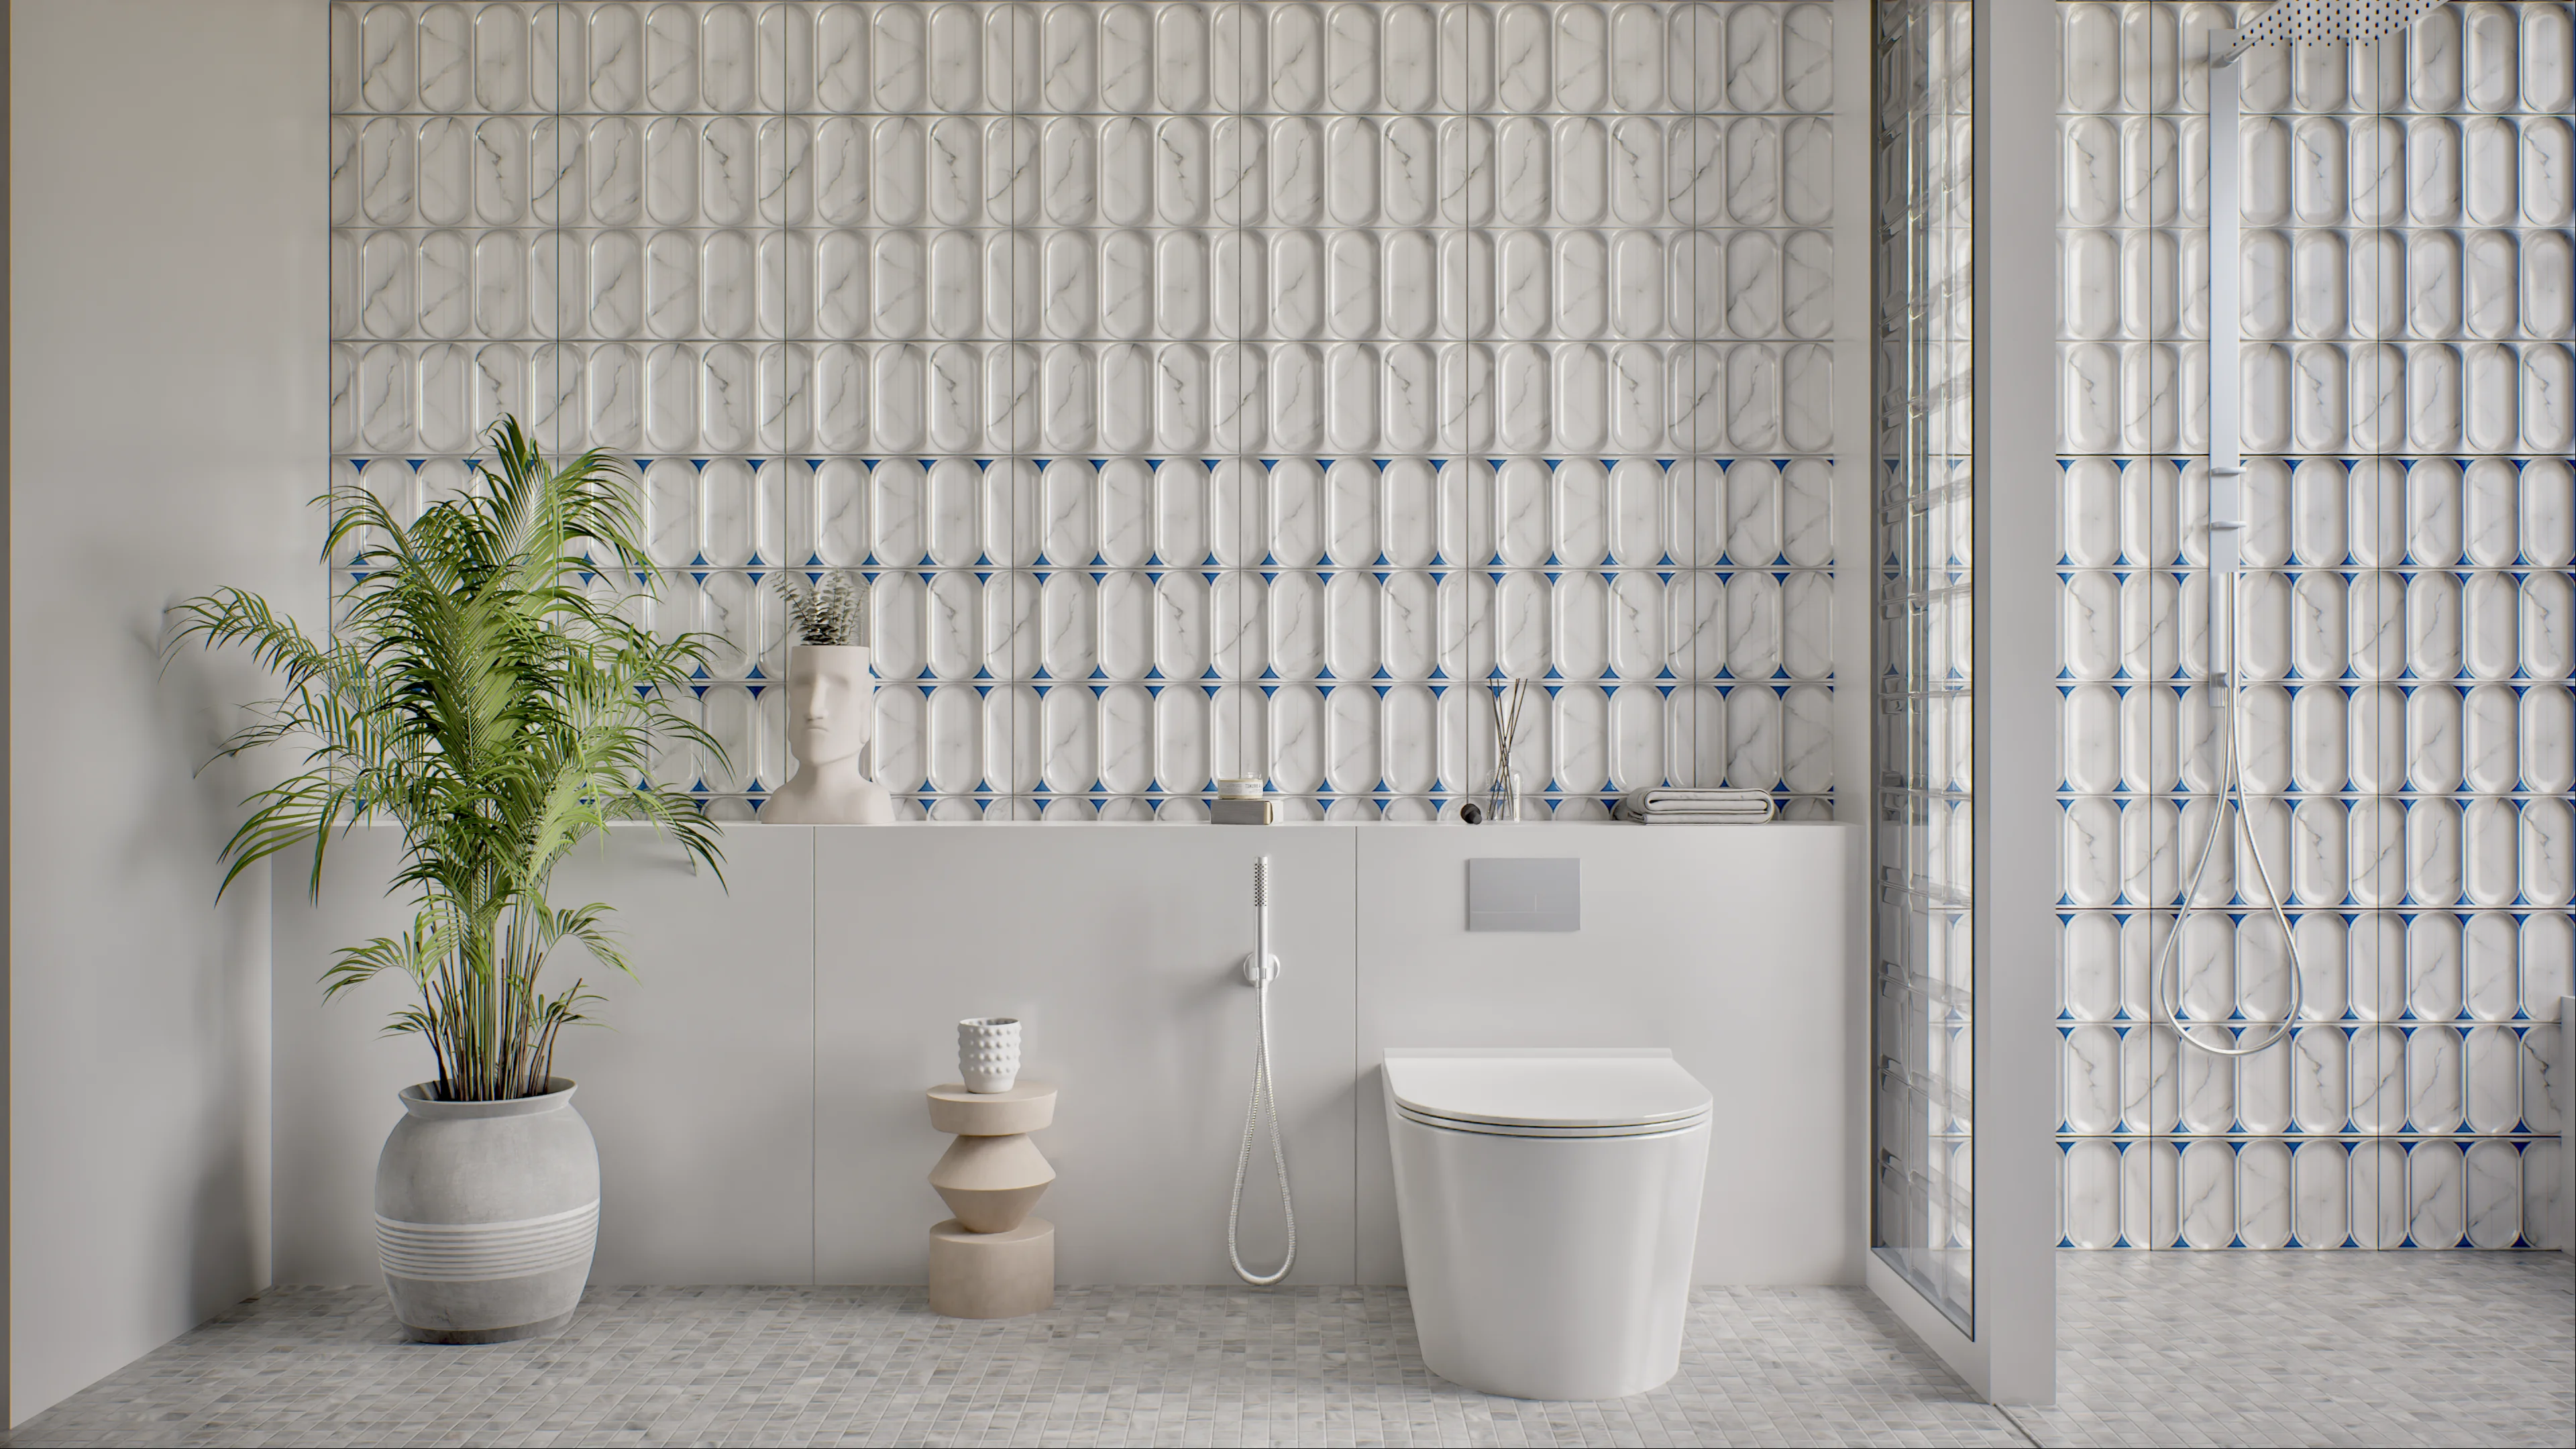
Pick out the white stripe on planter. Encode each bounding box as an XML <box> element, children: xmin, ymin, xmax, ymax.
<box><xmin>375</xmin><ymin>1200</ymin><xmax>601</xmax><ymax>1281</ymax></box>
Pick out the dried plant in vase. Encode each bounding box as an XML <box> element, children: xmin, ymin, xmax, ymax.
<box><xmin>765</xmin><ymin>569</ymin><xmax>894</xmax><ymax>824</ymax></box>
<box><xmin>772</xmin><ymin>568</ymin><xmax>870</xmax><ymax>646</ymax></box>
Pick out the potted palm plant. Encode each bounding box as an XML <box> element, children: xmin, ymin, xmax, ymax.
<box><xmin>173</xmin><ymin>417</ymin><xmax>722</xmax><ymax>1342</ymax></box>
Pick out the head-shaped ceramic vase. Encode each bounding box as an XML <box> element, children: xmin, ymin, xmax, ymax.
<box><xmin>788</xmin><ymin>645</ymin><xmax>873</xmax><ymax>769</ymax></box>
<box><xmin>765</xmin><ymin>645</ymin><xmax>892</xmax><ymax>824</ymax></box>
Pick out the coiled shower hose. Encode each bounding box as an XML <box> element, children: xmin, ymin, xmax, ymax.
<box><xmin>1229</xmin><ymin>856</ymin><xmax>1296</xmax><ymax>1285</ymax></box>
<box><xmin>2149</xmin><ymin>561</ymin><xmax>2304</xmax><ymax>1058</ymax></box>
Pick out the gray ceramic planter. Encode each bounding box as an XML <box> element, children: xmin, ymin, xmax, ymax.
<box><xmin>374</xmin><ymin>1077</ymin><xmax>599</xmax><ymax>1344</ymax></box>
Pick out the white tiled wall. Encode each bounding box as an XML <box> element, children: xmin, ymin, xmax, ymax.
<box><xmin>329</xmin><ymin>1</ymin><xmax>1845</xmax><ymax>822</ymax></box>
<box><xmin>2054</xmin><ymin>0</ymin><xmax>2572</xmax><ymax>1249</ymax></box>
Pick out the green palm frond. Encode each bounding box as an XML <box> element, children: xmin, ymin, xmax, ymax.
<box><xmin>174</xmin><ymin>416</ymin><xmax>728</xmax><ymax>1099</ymax></box>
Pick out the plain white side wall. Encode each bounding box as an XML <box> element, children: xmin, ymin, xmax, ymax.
<box><xmin>8</xmin><ymin>0</ymin><xmax>321</xmax><ymax>1424</ymax></box>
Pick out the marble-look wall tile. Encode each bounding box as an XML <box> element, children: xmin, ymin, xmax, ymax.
<box><xmin>335</xmin><ymin>0</ymin><xmax>1844</xmax><ymax>823</ymax></box>
<box><xmin>2055</xmin><ymin>0</ymin><xmax>2573</xmax><ymax>1249</ymax></box>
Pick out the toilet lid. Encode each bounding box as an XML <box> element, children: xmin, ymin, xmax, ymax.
<box><xmin>1383</xmin><ymin>1053</ymin><xmax>1712</xmax><ymax>1130</ymax></box>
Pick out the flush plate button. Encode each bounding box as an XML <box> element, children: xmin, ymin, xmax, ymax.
<box><xmin>1465</xmin><ymin>858</ymin><xmax>1580</xmax><ymax>932</ymax></box>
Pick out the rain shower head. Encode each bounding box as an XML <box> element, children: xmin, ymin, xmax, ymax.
<box><xmin>2216</xmin><ymin>0</ymin><xmax>2447</xmax><ymax>64</ymax></box>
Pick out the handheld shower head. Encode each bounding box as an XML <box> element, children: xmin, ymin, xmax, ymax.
<box><xmin>1246</xmin><ymin>855</ymin><xmax>1277</xmax><ymax>985</ymax></box>
<box><xmin>2216</xmin><ymin>0</ymin><xmax>2445</xmax><ymax>64</ymax></box>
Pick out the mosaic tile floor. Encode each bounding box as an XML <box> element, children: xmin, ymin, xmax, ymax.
<box><xmin>2015</xmin><ymin>1251</ymin><xmax>2575</xmax><ymax>1449</ymax></box>
<box><xmin>8</xmin><ymin>1254</ymin><xmax>2569</xmax><ymax>1447</ymax></box>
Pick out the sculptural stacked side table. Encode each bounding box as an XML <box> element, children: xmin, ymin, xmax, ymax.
<box><xmin>924</xmin><ymin>1081</ymin><xmax>1055</xmax><ymax>1318</ymax></box>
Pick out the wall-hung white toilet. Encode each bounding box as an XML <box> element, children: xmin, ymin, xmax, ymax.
<box><xmin>1383</xmin><ymin>1049</ymin><xmax>1713</xmax><ymax>1401</ymax></box>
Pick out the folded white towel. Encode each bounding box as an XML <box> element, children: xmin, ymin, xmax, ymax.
<box><xmin>1612</xmin><ymin>788</ymin><xmax>1775</xmax><ymax>824</ymax></box>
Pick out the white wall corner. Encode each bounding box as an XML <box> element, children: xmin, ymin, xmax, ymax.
<box><xmin>9</xmin><ymin>0</ymin><xmax>322</xmax><ymax>1424</ymax></box>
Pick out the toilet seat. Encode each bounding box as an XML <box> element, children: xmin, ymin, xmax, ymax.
<box><xmin>1383</xmin><ymin>1053</ymin><xmax>1714</xmax><ymax>1138</ymax></box>
<box><xmin>1393</xmin><ymin>1104</ymin><xmax>1708</xmax><ymax>1138</ymax></box>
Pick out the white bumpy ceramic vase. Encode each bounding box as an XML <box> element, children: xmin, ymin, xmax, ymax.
<box><xmin>375</xmin><ymin>1077</ymin><xmax>600</xmax><ymax>1343</ymax></box>
<box><xmin>959</xmin><ymin>1018</ymin><xmax>1022</xmax><ymax>1093</ymax></box>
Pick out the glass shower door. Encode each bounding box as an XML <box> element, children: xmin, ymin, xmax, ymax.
<box><xmin>1871</xmin><ymin>0</ymin><xmax>1975</xmax><ymax>1332</ymax></box>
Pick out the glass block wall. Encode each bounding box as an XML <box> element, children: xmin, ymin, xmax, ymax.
<box><xmin>1872</xmin><ymin>0</ymin><xmax>1974</xmax><ymax>1327</ymax></box>
<box><xmin>2054</xmin><ymin>0</ymin><xmax>2571</xmax><ymax>1249</ymax></box>
<box><xmin>329</xmin><ymin>0</ymin><xmax>1847</xmax><ymax>822</ymax></box>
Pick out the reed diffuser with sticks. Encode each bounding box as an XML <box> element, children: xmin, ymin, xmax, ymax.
<box><xmin>1487</xmin><ymin>677</ymin><xmax>1536</xmax><ymax>822</ymax></box>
